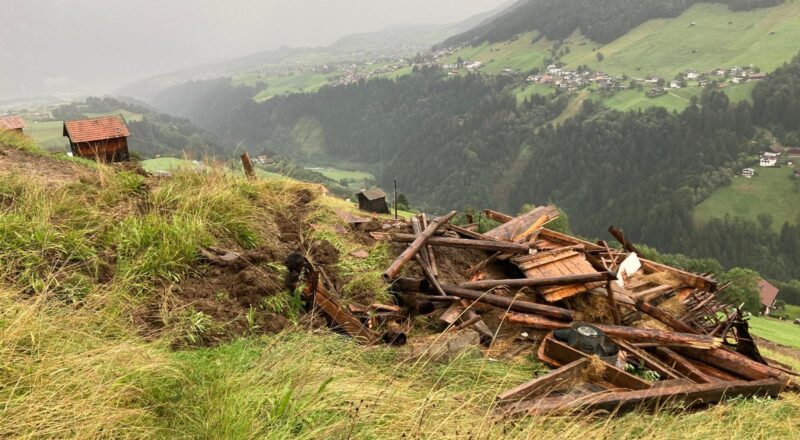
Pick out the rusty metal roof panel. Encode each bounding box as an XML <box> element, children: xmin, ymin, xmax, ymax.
<box><xmin>0</xmin><ymin>116</ymin><xmax>26</xmax><ymax>130</ymax></box>
<box><xmin>63</xmin><ymin>115</ymin><xmax>130</xmax><ymax>143</ymax></box>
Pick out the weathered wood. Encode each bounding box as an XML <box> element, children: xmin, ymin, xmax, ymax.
<box><xmin>390</xmin><ymin>234</ymin><xmax>531</xmax><ymax>253</ymax></box>
<box><xmin>614</xmin><ymin>340</ymin><xmax>680</xmax><ymax>380</ymax></box>
<box><xmin>445</xmin><ymin>223</ymin><xmax>497</xmax><ymax>241</ymax></box>
<box><xmin>605</xmin><ymin>281</ymin><xmax>622</xmax><ymax>325</ymax></box>
<box><xmin>420</xmin><ymin>214</ymin><xmax>439</xmax><ymax>276</ymax></box>
<box><xmin>383</xmin><ymin>211</ymin><xmax>457</xmax><ymax>281</ymax></box>
<box><xmin>656</xmin><ymin>347</ymin><xmax>716</xmax><ymax>384</ymax></box>
<box><xmin>635</xmin><ymin>300</ymin><xmax>699</xmax><ymax>334</ymax></box>
<box><xmin>538</xmin><ymin>334</ymin><xmax>652</xmax><ymax>390</ymax></box>
<box><xmin>484</xmin><ymin>206</ymin><xmax>559</xmax><ymax>242</ymax></box>
<box><xmin>608</xmin><ymin>225</ymin><xmax>638</xmax><ymax>254</ymax></box>
<box><xmin>439</xmin><ymin>286</ymin><xmax>575</xmax><ymax>321</ymax></box>
<box><xmin>459</xmin><ymin>272</ymin><xmax>615</xmax><ymax>290</ymax></box>
<box><xmin>497</xmin><ymin>358</ymin><xmax>590</xmax><ymax>403</ymax></box>
<box><xmin>303</xmin><ymin>271</ymin><xmax>379</xmax><ymax>344</ymax></box>
<box><xmin>241</xmin><ymin>152</ymin><xmax>256</xmax><ymax>180</ymax></box>
<box><xmin>522</xmin><ymin>378</ymin><xmax>785</xmax><ymax>415</ymax></box>
<box><xmin>411</xmin><ymin>217</ymin><xmax>431</xmax><ymax>268</ymax></box>
<box><xmin>484</xmin><ymin>209</ymin><xmax>514</xmax><ymax>224</ymax></box>
<box><xmin>679</xmin><ymin>346</ymin><xmax>786</xmax><ymax>381</ymax></box>
<box><xmin>506</xmin><ymin>313</ymin><xmax>719</xmax><ymax>349</ymax></box>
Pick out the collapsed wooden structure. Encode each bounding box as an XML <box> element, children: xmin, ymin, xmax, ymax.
<box><xmin>301</xmin><ymin>206</ymin><xmax>797</xmax><ymax>416</ymax></box>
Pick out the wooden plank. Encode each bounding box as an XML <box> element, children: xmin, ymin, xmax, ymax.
<box><xmin>484</xmin><ymin>206</ymin><xmax>558</xmax><ymax>241</ymax></box>
<box><xmin>439</xmin><ymin>286</ymin><xmax>575</xmax><ymax>321</ymax></box>
<box><xmin>484</xmin><ymin>209</ymin><xmax>514</xmax><ymax>224</ymax></box>
<box><xmin>391</xmin><ymin>234</ymin><xmax>531</xmax><ymax>253</ymax></box>
<box><xmin>656</xmin><ymin>347</ymin><xmax>717</xmax><ymax>384</ymax></box>
<box><xmin>538</xmin><ymin>334</ymin><xmax>652</xmax><ymax>391</ymax></box>
<box><xmin>522</xmin><ymin>379</ymin><xmax>785</xmax><ymax>415</ymax></box>
<box><xmin>497</xmin><ymin>358</ymin><xmax>590</xmax><ymax>403</ymax></box>
<box><xmin>304</xmin><ymin>272</ymin><xmax>379</xmax><ymax>344</ymax></box>
<box><xmin>635</xmin><ymin>300</ymin><xmax>699</xmax><ymax>334</ymax></box>
<box><xmin>458</xmin><ymin>272</ymin><xmax>615</xmax><ymax>290</ymax></box>
<box><xmin>507</xmin><ymin>313</ymin><xmax>719</xmax><ymax>349</ymax></box>
<box><xmin>615</xmin><ymin>340</ymin><xmax>681</xmax><ymax>380</ymax></box>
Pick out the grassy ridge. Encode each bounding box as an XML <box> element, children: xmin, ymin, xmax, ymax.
<box><xmin>694</xmin><ymin>167</ymin><xmax>800</xmax><ymax>231</ymax></box>
<box><xmin>1</xmin><ymin>135</ymin><xmax>799</xmax><ymax>438</ymax></box>
<box><xmin>749</xmin><ymin>317</ymin><xmax>800</xmax><ymax>349</ymax></box>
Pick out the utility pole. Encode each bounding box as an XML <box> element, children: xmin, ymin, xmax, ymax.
<box><xmin>394</xmin><ymin>178</ymin><xmax>398</xmax><ymax>220</ymax></box>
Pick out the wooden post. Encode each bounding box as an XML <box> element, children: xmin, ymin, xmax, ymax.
<box><xmin>241</xmin><ymin>152</ymin><xmax>255</xmax><ymax>180</ymax></box>
<box><xmin>390</xmin><ymin>234</ymin><xmax>532</xmax><ymax>253</ymax></box>
<box><xmin>605</xmin><ymin>281</ymin><xmax>622</xmax><ymax>325</ymax></box>
<box><xmin>459</xmin><ymin>272</ymin><xmax>615</xmax><ymax>290</ymax></box>
<box><xmin>382</xmin><ymin>211</ymin><xmax>457</xmax><ymax>282</ymax></box>
<box><xmin>421</xmin><ymin>214</ymin><xmax>438</xmax><ymax>276</ymax></box>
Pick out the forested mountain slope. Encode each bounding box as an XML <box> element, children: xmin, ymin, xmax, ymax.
<box><xmin>149</xmin><ymin>53</ymin><xmax>800</xmax><ymax>281</ymax></box>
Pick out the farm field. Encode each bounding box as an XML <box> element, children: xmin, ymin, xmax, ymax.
<box><xmin>561</xmin><ymin>1</ymin><xmax>800</xmax><ymax>79</ymax></box>
<box><xmin>749</xmin><ymin>316</ymin><xmax>800</xmax><ymax>349</ymax></box>
<box><xmin>694</xmin><ymin>166</ymin><xmax>800</xmax><ymax>232</ymax></box>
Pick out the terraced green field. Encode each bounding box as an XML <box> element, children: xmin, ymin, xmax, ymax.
<box><xmin>749</xmin><ymin>316</ymin><xmax>800</xmax><ymax>349</ymax></box>
<box><xmin>694</xmin><ymin>167</ymin><xmax>800</xmax><ymax>232</ymax></box>
<box><xmin>561</xmin><ymin>1</ymin><xmax>800</xmax><ymax>78</ymax></box>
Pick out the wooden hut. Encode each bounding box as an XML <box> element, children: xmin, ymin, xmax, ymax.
<box><xmin>63</xmin><ymin>115</ymin><xmax>130</xmax><ymax>162</ymax></box>
<box><xmin>0</xmin><ymin>116</ymin><xmax>26</xmax><ymax>133</ymax></box>
<box><xmin>356</xmin><ymin>189</ymin><xmax>390</xmax><ymax>214</ymax></box>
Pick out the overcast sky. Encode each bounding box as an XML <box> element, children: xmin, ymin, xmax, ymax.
<box><xmin>0</xmin><ymin>0</ymin><xmax>507</xmax><ymax>99</ymax></box>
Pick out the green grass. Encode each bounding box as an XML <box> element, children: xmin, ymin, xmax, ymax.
<box><xmin>140</xmin><ymin>157</ymin><xmax>192</xmax><ymax>172</ymax></box>
<box><xmin>25</xmin><ymin>120</ymin><xmax>68</xmax><ymax>150</ymax></box>
<box><xmin>694</xmin><ymin>166</ymin><xmax>800</xmax><ymax>231</ymax></box>
<box><xmin>562</xmin><ymin>1</ymin><xmax>800</xmax><ymax>78</ymax></box>
<box><xmin>783</xmin><ymin>304</ymin><xmax>800</xmax><ymax>320</ymax></box>
<box><xmin>749</xmin><ymin>316</ymin><xmax>800</xmax><ymax>349</ymax></box>
<box><xmin>514</xmin><ymin>82</ymin><xmax>555</xmax><ymax>104</ymax></box>
<box><xmin>233</xmin><ymin>71</ymin><xmax>340</xmax><ymax>102</ymax></box>
<box><xmin>306</xmin><ymin>167</ymin><xmax>374</xmax><ymax>184</ymax></box>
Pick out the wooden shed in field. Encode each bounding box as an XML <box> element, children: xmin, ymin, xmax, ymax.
<box><xmin>63</xmin><ymin>115</ymin><xmax>130</xmax><ymax>162</ymax></box>
<box><xmin>0</xmin><ymin>116</ymin><xmax>26</xmax><ymax>133</ymax></box>
<box><xmin>356</xmin><ymin>189</ymin><xmax>390</xmax><ymax>214</ymax></box>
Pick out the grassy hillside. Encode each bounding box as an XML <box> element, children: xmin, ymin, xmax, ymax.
<box><xmin>562</xmin><ymin>2</ymin><xmax>800</xmax><ymax>78</ymax></box>
<box><xmin>1</xmin><ymin>133</ymin><xmax>799</xmax><ymax>439</ymax></box>
<box><xmin>694</xmin><ymin>167</ymin><xmax>800</xmax><ymax>231</ymax></box>
<box><xmin>749</xmin><ymin>316</ymin><xmax>800</xmax><ymax>348</ymax></box>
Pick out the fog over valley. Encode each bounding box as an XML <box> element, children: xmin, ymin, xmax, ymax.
<box><xmin>0</xmin><ymin>0</ymin><xmax>506</xmax><ymax>99</ymax></box>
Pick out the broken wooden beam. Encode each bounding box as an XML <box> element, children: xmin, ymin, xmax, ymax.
<box><xmin>497</xmin><ymin>358</ymin><xmax>589</xmax><ymax>403</ymax></box>
<box><xmin>458</xmin><ymin>272</ymin><xmax>616</xmax><ymax>290</ymax></box>
<box><xmin>484</xmin><ymin>206</ymin><xmax>559</xmax><ymax>242</ymax></box>
<box><xmin>484</xmin><ymin>209</ymin><xmax>514</xmax><ymax>224</ymax></box>
<box><xmin>656</xmin><ymin>347</ymin><xmax>716</xmax><ymax>384</ymax></box>
<box><xmin>304</xmin><ymin>271</ymin><xmax>379</xmax><ymax>344</ymax></box>
<box><xmin>679</xmin><ymin>346</ymin><xmax>788</xmax><ymax>381</ymax></box>
<box><xmin>608</xmin><ymin>225</ymin><xmax>638</xmax><ymax>254</ymax></box>
<box><xmin>635</xmin><ymin>300</ymin><xmax>699</xmax><ymax>334</ymax></box>
<box><xmin>438</xmin><ymin>286</ymin><xmax>575</xmax><ymax>321</ymax></box>
<box><xmin>538</xmin><ymin>333</ymin><xmax>652</xmax><ymax>391</ymax></box>
<box><xmin>382</xmin><ymin>211</ymin><xmax>457</xmax><ymax>282</ymax></box>
<box><xmin>506</xmin><ymin>313</ymin><xmax>720</xmax><ymax>349</ymax></box>
<box><xmin>521</xmin><ymin>378</ymin><xmax>785</xmax><ymax>415</ymax></box>
<box><xmin>390</xmin><ymin>234</ymin><xmax>531</xmax><ymax>254</ymax></box>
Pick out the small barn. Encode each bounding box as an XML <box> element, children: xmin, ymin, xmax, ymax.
<box><xmin>63</xmin><ymin>115</ymin><xmax>130</xmax><ymax>162</ymax></box>
<box><xmin>758</xmin><ymin>278</ymin><xmax>780</xmax><ymax>315</ymax></box>
<box><xmin>356</xmin><ymin>189</ymin><xmax>390</xmax><ymax>214</ymax></box>
<box><xmin>0</xmin><ymin>115</ymin><xmax>26</xmax><ymax>133</ymax></box>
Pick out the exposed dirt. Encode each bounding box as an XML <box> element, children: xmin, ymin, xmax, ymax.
<box><xmin>0</xmin><ymin>145</ymin><xmax>82</xmax><ymax>185</ymax></box>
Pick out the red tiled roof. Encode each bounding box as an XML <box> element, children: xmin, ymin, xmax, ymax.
<box><xmin>63</xmin><ymin>115</ymin><xmax>130</xmax><ymax>143</ymax></box>
<box><xmin>0</xmin><ymin>115</ymin><xmax>26</xmax><ymax>130</ymax></box>
<box><xmin>758</xmin><ymin>278</ymin><xmax>780</xmax><ymax>307</ymax></box>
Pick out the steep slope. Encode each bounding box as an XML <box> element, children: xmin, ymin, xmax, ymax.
<box><xmin>441</xmin><ymin>0</ymin><xmax>783</xmax><ymax>47</ymax></box>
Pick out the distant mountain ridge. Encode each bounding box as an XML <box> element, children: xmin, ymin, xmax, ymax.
<box><xmin>439</xmin><ymin>0</ymin><xmax>784</xmax><ymax>48</ymax></box>
<box><xmin>118</xmin><ymin>3</ymin><xmax>511</xmax><ymax>101</ymax></box>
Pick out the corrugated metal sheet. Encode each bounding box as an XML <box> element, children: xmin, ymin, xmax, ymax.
<box><xmin>63</xmin><ymin>115</ymin><xmax>130</xmax><ymax>143</ymax></box>
<box><xmin>0</xmin><ymin>116</ymin><xmax>26</xmax><ymax>130</ymax></box>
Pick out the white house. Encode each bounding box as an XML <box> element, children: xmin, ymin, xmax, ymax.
<box><xmin>547</xmin><ymin>64</ymin><xmax>562</xmax><ymax>75</ymax></box>
<box><xmin>670</xmin><ymin>80</ymin><xmax>683</xmax><ymax>89</ymax></box>
<box><xmin>742</xmin><ymin>168</ymin><xmax>755</xmax><ymax>178</ymax></box>
<box><xmin>686</xmin><ymin>71</ymin><xmax>701</xmax><ymax>80</ymax></box>
<box><xmin>759</xmin><ymin>154</ymin><xmax>778</xmax><ymax>168</ymax></box>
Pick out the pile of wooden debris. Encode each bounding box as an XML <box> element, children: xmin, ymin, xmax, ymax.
<box><xmin>301</xmin><ymin>206</ymin><xmax>798</xmax><ymax>416</ymax></box>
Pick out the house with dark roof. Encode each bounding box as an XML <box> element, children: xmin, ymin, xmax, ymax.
<box><xmin>758</xmin><ymin>278</ymin><xmax>780</xmax><ymax>315</ymax></box>
<box><xmin>356</xmin><ymin>189</ymin><xmax>390</xmax><ymax>214</ymax></box>
<box><xmin>0</xmin><ymin>115</ymin><xmax>26</xmax><ymax>133</ymax></box>
<box><xmin>63</xmin><ymin>115</ymin><xmax>130</xmax><ymax>162</ymax></box>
